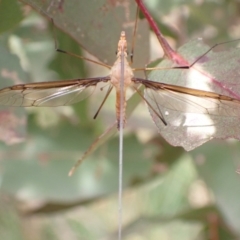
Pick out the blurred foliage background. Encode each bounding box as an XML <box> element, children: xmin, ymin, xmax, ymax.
<box><xmin>0</xmin><ymin>0</ymin><xmax>240</xmax><ymax>239</ymax></box>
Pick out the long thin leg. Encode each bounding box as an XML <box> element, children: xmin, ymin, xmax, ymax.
<box><xmin>93</xmin><ymin>85</ymin><xmax>113</xmax><ymax>119</ymax></box>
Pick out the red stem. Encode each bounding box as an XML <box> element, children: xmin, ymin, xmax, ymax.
<box><xmin>135</xmin><ymin>0</ymin><xmax>189</xmax><ymax>65</ymax></box>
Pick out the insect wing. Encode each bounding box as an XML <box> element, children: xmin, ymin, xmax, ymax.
<box><xmin>0</xmin><ymin>78</ymin><xmax>110</xmax><ymax>107</ymax></box>
<box><xmin>144</xmin><ymin>87</ymin><xmax>240</xmax><ymax>151</ymax></box>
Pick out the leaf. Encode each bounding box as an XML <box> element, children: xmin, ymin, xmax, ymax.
<box><xmin>1</xmin><ymin>117</ymin><xmax>154</xmax><ymax>202</ymax></box>
<box><xmin>146</xmin><ymin>39</ymin><xmax>240</xmax><ymax>151</ymax></box>
<box><xmin>0</xmin><ymin>0</ymin><xmax>24</xmax><ymax>34</ymax></box>
<box><xmin>19</xmin><ymin>0</ymin><xmax>149</xmax><ymax>68</ymax></box>
<box><xmin>191</xmin><ymin>141</ymin><xmax>240</xmax><ymax>236</ymax></box>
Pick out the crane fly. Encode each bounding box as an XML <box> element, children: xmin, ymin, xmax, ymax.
<box><xmin>2</xmin><ymin>29</ymin><xmax>240</xmax><ymax>240</ymax></box>
<box><xmin>0</xmin><ymin>32</ymin><xmax>239</xmax><ymax>139</ymax></box>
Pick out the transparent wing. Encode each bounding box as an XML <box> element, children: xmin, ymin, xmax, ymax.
<box><xmin>132</xmin><ymin>77</ymin><xmax>240</xmax><ymax>150</ymax></box>
<box><xmin>144</xmin><ymin>87</ymin><xmax>240</xmax><ymax>150</ymax></box>
<box><xmin>0</xmin><ymin>77</ymin><xmax>110</xmax><ymax>107</ymax></box>
<box><xmin>145</xmin><ymin>87</ymin><xmax>240</xmax><ymax>119</ymax></box>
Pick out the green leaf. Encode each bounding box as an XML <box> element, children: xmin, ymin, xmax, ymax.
<box><xmin>0</xmin><ymin>0</ymin><xmax>24</xmax><ymax>34</ymax></box>
<box><xmin>191</xmin><ymin>141</ymin><xmax>240</xmax><ymax>236</ymax></box>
